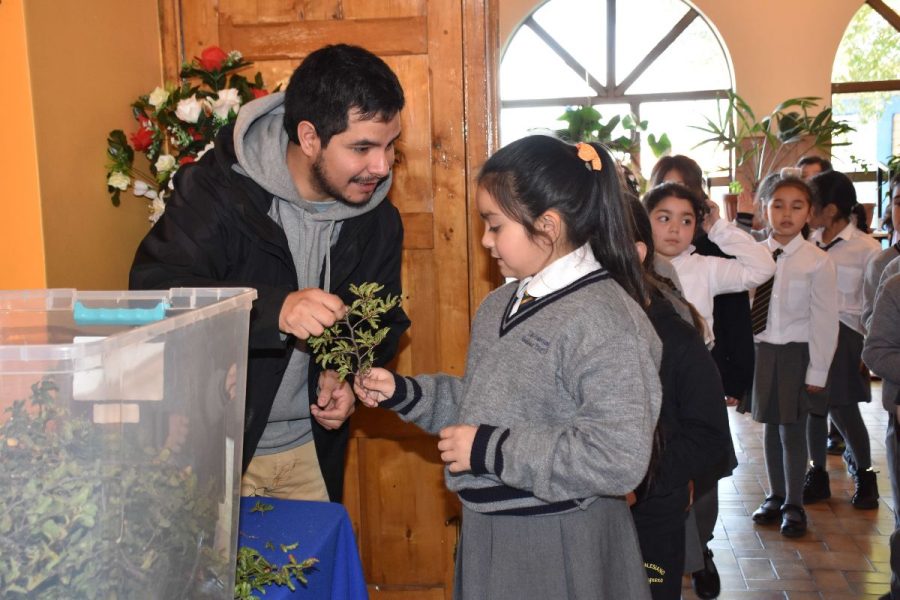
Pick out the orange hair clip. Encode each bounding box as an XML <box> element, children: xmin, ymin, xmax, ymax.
<box><xmin>575</xmin><ymin>142</ymin><xmax>603</xmax><ymax>172</ymax></box>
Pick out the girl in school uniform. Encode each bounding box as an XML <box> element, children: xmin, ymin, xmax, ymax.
<box><xmin>627</xmin><ymin>197</ymin><xmax>734</xmax><ymax>600</ymax></box>
<box><xmin>804</xmin><ymin>169</ymin><xmax>882</xmax><ymax>509</ymax></box>
<box><xmin>642</xmin><ymin>181</ymin><xmax>774</xmax><ymax>599</ymax></box>
<box><xmin>748</xmin><ymin>174</ymin><xmax>839</xmax><ymax>537</ymax></box>
<box><xmin>354</xmin><ymin>135</ymin><xmax>662</xmax><ymax>600</ymax></box>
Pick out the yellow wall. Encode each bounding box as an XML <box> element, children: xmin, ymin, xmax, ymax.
<box><xmin>24</xmin><ymin>0</ymin><xmax>162</xmax><ymax>290</ymax></box>
<box><xmin>499</xmin><ymin>0</ymin><xmax>863</xmax><ymax>116</ymax></box>
<box><xmin>0</xmin><ymin>1</ymin><xmax>46</xmax><ymax>289</ymax></box>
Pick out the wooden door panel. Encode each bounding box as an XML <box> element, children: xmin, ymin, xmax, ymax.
<box><xmin>358</xmin><ymin>437</ymin><xmax>458</xmax><ymax>584</ymax></box>
<box><xmin>342</xmin><ymin>0</ymin><xmax>425</xmax><ymax>19</ymax></box>
<box><xmin>384</xmin><ymin>55</ymin><xmax>434</xmax><ymax>215</ymax></box>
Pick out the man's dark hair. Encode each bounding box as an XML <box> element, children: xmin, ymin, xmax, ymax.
<box><xmin>796</xmin><ymin>155</ymin><xmax>833</xmax><ymax>173</ymax></box>
<box><xmin>283</xmin><ymin>44</ymin><xmax>405</xmax><ymax>146</ymax></box>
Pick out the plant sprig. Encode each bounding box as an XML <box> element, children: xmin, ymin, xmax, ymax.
<box><xmin>234</xmin><ymin>545</ymin><xmax>318</xmax><ymax>600</ymax></box>
<box><xmin>308</xmin><ymin>282</ymin><xmax>400</xmax><ymax>382</ymax></box>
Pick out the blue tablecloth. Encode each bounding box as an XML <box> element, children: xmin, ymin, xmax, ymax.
<box><xmin>238</xmin><ymin>497</ymin><xmax>367</xmax><ymax>599</ymax></box>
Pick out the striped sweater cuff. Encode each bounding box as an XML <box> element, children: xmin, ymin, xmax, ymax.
<box><xmin>470</xmin><ymin>425</ymin><xmax>511</xmax><ymax>476</ymax></box>
<box><xmin>379</xmin><ymin>373</ymin><xmax>422</xmax><ymax>416</ymax></box>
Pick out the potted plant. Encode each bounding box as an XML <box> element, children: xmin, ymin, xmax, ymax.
<box><xmin>692</xmin><ymin>91</ymin><xmax>854</xmax><ymax>194</ymax></box>
<box><xmin>722</xmin><ymin>180</ymin><xmax>743</xmax><ymax>222</ymax></box>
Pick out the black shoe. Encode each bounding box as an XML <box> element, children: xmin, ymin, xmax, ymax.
<box><xmin>780</xmin><ymin>504</ymin><xmax>807</xmax><ymax>537</ymax></box>
<box><xmin>852</xmin><ymin>468</ymin><xmax>879</xmax><ymax>509</ymax></box>
<box><xmin>752</xmin><ymin>495</ymin><xmax>784</xmax><ymax>524</ymax></box>
<box><xmin>802</xmin><ymin>465</ymin><xmax>831</xmax><ymax>504</ymax></box>
<box><xmin>691</xmin><ymin>549</ymin><xmax>720</xmax><ymax>599</ymax></box>
<box><xmin>826</xmin><ymin>432</ymin><xmax>846</xmax><ymax>455</ymax></box>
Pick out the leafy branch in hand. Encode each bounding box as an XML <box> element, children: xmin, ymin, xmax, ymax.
<box><xmin>307</xmin><ymin>282</ymin><xmax>400</xmax><ymax>382</ymax></box>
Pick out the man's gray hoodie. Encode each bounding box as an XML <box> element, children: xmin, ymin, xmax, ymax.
<box><xmin>232</xmin><ymin>92</ymin><xmax>392</xmax><ymax>454</ymax></box>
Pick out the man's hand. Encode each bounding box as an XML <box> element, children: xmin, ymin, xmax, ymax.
<box><xmin>438</xmin><ymin>425</ymin><xmax>477</xmax><ymax>473</ymax></box>
<box><xmin>279</xmin><ymin>288</ymin><xmax>347</xmax><ymax>339</ymax></box>
<box><xmin>312</xmin><ymin>370</ymin><xmax>355</xmax><ymax>430</ymax></box>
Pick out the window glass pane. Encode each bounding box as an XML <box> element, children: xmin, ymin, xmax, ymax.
<box><xmin>638</xmin><ymin>99</ymin><xmax>731</xmax><ymax>180</ymax></box>
<box><xmin>500</xmin><ymin>103</ymin><xmax>632</xmax><ymax>147</ymax></box>
<box><xmin>615</xmin><ymin>0</ymin><xmax>692</xmax><ymax>85</ymax></box>
<box><xmin>832</xmin><ymin>91</ymin><xmax>900</xmax><ymax>169</ymax></box>
<box><xmin>832</xmin><ymin>3</ymin><xmax>900</xmax><ymax>84</ymax></box>
<box><xmin>500</xmin><ymin>26</ymin><xmax>597</xmax><ymax>101</ymax></box>
<box><xmin>531</xmin><ymin>0</ymin><xmax>607</xmax><ymax>86</ymax></box>
<box><xmin>626</xmin><ymin>19</ymin><xmax>731</xmax><ymax>94</ymax></box>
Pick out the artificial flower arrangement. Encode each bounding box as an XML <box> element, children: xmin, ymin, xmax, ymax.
<box><xmin>106</xmin><ymin>46</ymin><xmax>279</xmax><ymax>223</ymax></box>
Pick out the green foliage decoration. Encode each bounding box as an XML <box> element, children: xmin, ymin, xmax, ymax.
<box><xmin>0</xmin><ymin>379</ymin><xmax>224</xmax><ymax>598</ymax></box>
<box><xmin>308</xmin><ymin>282</ymin><xmax>400</xmax><ymax>382</ymax></box>
<box><xmin>234</xmin><ymin>545</ymin><xmax>318</xmax><ymax>600</ymax></box>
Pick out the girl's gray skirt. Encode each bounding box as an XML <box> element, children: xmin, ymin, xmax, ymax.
<box><xmin>752</xmin><ymin>341</ymin><xmax>810</xmax><ymax>425</ymax></box>
<box><xmin>809</xmin><ymin>322</ymin><xmax>871</xmax><ymax>416</ymax></box>
<box><xmin>454</xmin><ymin>497</ymin><xmax>651</xmax><ymax>600</ymax></box>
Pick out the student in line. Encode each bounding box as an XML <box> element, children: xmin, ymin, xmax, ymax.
<box><xmin>803</xmin><ymin>169</ymin><xmax>882</xmax><ymax>509</ymax></box>
<box><xmin>747</xmin><ymin>174</ymin><xmax>838</xmax><ymax>537</ymax></box>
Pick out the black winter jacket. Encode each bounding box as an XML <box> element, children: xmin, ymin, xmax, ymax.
<box><xmin>129</xmin><ymin>125</ymin><xmax>410</xmax><ymax>502</ymax></box>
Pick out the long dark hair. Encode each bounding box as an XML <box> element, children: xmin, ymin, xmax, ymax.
<box><xmin>809</xmin><ymin>170</ymin><xmax>868</xmax><ymax>233</ymax></box>
<box><xmin>478</xmin><ymin>135</ymin><xmax>646</xmax><ymax>304</ymax></box>
<box><xmin>641</xmin><ymin>181</ymin><xmax>710</xmax><ymax>234</ymax></box>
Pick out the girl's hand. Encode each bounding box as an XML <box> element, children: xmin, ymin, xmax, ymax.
<box><xmin>806</xmin><ymin>384</ymin><xmax>825</xmax><ymax>394</ymax></box>
<box><xmin>702</xmin><ymin>198</ymin><xmax>720</xmax><ymax>233</ymax></box>
<box><xmin>438</xmin><ymin>425</ymin><xmax>477</xmax><ymax>473</ymax></box>
<box><xmin>353</xmin><ymin>368</ymin><xmax>396</xmax><ymax>407</ymax></box>
<box><xmin>736</xmin><ymin>190</ymin><xmax>756</xmax><ymax>215</ymax></box>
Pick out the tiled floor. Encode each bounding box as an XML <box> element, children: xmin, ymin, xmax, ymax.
<box><xmin>681</xmin><ymin>382</ymin><xmax>895</xmax><ymax>600</ymax></box>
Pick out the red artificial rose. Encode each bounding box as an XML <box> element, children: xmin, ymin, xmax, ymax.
<box><xmin>179</xmin><ymin>156</ymin><xmax>195</xmax><ymax>165</ymax></box>
<box><xmin>187</xmin><ymin>127</ymin><xmax>204</xmax><ymax>141</ymax></box>
<box><xmin>251</xmin><ymin>88</ymin><xmax>269</xmax><ymax>99</ymax></box>
<box><xmin>130</xmin><ymin>127</ymin><xmax>153</xmax><ymax>152</ymax></box>
<box><xmin>199</xmin><ymin>46</ymin><xmax>228</xmax><ymax>72</ymax></box>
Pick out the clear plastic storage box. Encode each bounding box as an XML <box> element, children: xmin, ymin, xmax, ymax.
<box><xmin>0</xmin><ymin>288</ymin><xmax>256</xmax><ymax>598</ymax></box>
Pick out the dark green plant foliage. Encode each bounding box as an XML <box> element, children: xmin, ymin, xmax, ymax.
<box><xmin>692</xmin><ymin>91</ymin><xmax>855</xmax><ymax>191</ymax></box>
<box><xmin>0</xmin><ymin>379</ymin><xmax>225</xmax><ymax>598</ymax></box>
<box><xmin>233</xmin><ymin>545</ymin><xmax>317</xmax><ymax>600</ymax></box>
<box><xmin>308</xmin><ymin>282</ymin><xmax>401</xmax><ymax>382</ymax></box>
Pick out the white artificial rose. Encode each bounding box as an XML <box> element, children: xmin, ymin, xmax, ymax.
<box><xmin>211</xmin><ymin>88</ymin><xmax>241</xmax><ymax>119</ymax></box>
<box><xmin>149</xmin><ymin>197</ymin><xmax>166</xmax><ymax>224</ymax></box>
<box><xmin>107</xmin><ymin>172</ymin><xmax>130</xmax><ymax>190</ymax></box>
<box><xmin>148</xmin><ymin>86</ymin><xmax>169</xmax><ymax>109</ymax></box>
<box><xmin>175</xmin><ymin>95</ymin><xmax>203</xmax><ymax>123</ymax></box>
<box><xmin>155</xmin><ymin>154</ymin><xmax>176</xmax><ymax>173</ymax></box>
<box><xmin>133</xmin><ymin>180</ymin><xmax>151</xmax><ymax>196</ymax></box>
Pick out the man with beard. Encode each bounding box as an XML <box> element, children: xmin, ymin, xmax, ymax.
<box><xmin>130</xmin><ymin>44</ymin><xmax>410</xmax><ymax>503</ymax></box>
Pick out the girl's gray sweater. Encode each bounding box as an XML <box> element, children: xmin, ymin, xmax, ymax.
<box><xmin>383</xmin><ymin>270</ymin><xmax>663</xmax><ymax>515</ymax></box>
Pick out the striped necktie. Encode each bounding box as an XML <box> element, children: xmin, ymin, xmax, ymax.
<box><xmin>750</xmin><ymin>248</ymin><xmax>783</xmax><ymax>335</ymax></box>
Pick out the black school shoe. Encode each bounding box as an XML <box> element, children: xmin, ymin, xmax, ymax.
<box><xmin>852</xmin><ymin>469</ymin><xmax>879</xmax><ymax>509</ymax></box>
<box><xmin>751</xmin><ymin>495</ymin><xmax>785</xmax><ymax>524</ymax></box>
<box><xmin>802</xmin><ymin>465</ymin><xmax>831</xmax><ymax>504</ymax></box>
<box><xmin>780</xmin><ymin>504</ymin><xmax>807</xmax><ymax>537</ymax></box>
<box><xmin>691</xmin><ymin>548</ymin><xmax>720</xmax><ymax>599</ymax></box>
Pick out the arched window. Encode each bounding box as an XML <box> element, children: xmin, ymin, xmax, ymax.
<box><xmin>831</xmin><ymin>0</ymin><xmax>900</xmax><ymax>227</ymax></box>
<box><xmin>500</xmin><ymin>0</ymin><xmax>733</xmax><ymax>186</ymax></box>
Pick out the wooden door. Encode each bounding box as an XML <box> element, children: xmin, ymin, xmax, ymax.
<box><xmin>160</xmin><ymin>1</ymin><xmax>499</xmax><ymax>597</ymax></box>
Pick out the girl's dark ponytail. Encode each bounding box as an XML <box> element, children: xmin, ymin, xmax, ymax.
<box><xmin>850</xmin><ymin>204</ymin><xmax>869</xmax><ymax>233</ymax></box>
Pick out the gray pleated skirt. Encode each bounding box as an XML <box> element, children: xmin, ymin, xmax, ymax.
<box><xmin>454</xmin><ymin>498</ymin><xmax>652</xmax><ymax>600</ymax></box>
<box><xmin>809</xmin><ymin>322</ymin><xmax>871</xmax><ymax>416</ymax></box>
<box><xmin>752</xmin><ymin>342</ymin><xmax>810</xmax><ymax>425</ymax></box>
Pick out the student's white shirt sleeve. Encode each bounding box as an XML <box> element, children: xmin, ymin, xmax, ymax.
<box><xmin>705</xmin><ymin>218</ymin><xmax>777</xmax><ymax>295</ymax></box>
<box><xmin>807</xmin><ymin>255</ymin><xmax>839</xmax><ymax>387</ymax></box>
